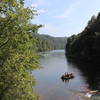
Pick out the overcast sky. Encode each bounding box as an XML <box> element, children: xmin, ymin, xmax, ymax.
<box><xmin>25</xmin><ymin>0</ymin><xmax>100</xmax><ymax>37</ymax></box>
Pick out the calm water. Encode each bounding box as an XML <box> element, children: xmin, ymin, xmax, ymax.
<box><xmin>32</xmin><ymin>50</ymin><xmax>100</xmax><ymax>100</ymax></box>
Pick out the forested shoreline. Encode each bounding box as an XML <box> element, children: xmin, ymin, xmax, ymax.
<box><xmin>66</xmin><ymin>13</ymin><xmax>100</xmax><ymax>63</ymax></box>
<box><xmin>33</xmin><ymin>34</ymin><xmax>67</xmax><ymax>52</ymax></box>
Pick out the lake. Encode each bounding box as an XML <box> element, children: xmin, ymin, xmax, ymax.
<box><xmin>32</xmin><ymin>50</ymin><xmax>100</xmax><ymax>100</ymax></box>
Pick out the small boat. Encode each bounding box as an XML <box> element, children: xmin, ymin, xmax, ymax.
<box><xmin>61</xmin><ymin>73</ymin><xmax>74</xmax><ymax>80</ymax></box>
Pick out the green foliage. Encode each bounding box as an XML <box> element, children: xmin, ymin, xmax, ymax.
<box><xmin>0</xmin><ymin>0</ymin><xmax>40</xmax><ymax>100</ymax></box>
<box><xmin>32</xmin><ymin>34</ymin><xmax>67</xmax><ymax>52</ymax></box>
<box><xmin>66</xmin><ymin>13</ymin><xmax>100</xmax><ymax>62</ymax></box>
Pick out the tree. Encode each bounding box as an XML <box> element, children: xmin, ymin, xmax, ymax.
<box><xmin>0</xmin><ymin>0</ymin><xmax>40</xmax><ymax>100</ymax></box>
<box><xmin>66</xmin><ymin>13</ymin><xmax>100</xmax><ymax>63</ymax></box>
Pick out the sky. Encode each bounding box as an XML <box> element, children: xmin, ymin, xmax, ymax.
<box><xmin>25</xmin><ymin>0</ymin><xmax>100</xmax><ymax>37</ymax></box>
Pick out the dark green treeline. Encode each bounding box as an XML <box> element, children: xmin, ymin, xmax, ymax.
<box><xmin>32</xmin><ymin>34</ymin><xmax>67</xmax><ymax>52</ymax></box>
<box><xmin>66</xmin><ymin>13</ymin><xmax>100</xmax><ymax>63</ymax></box>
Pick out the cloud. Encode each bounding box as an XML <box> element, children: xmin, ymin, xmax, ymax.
<box><xmin>31</xmin><ymin>0</ymin><xmax>49</xmax><ymax>14</ymax></box>
<box><xmin>32</xmin><ymin>0</ymin><xmax>49</xmax><ymax>7</ymax></box>
<box><xmin>54</xmin><ymin>0</ymin><xmax>84</xmax><ymax>19</ymax></box>
<box><xmin>44</xmin><ymin>24</ymin><xmax>58</xmax><ymax>33</ymax></box>
<box><xmin>54</xmin><ymin>9</ymin><xmax>72</xmax><ymax>19</ymax></box>
<box><xmin>31</xmin><ymin>3</ymin><xmax>38</xmax><ymax>8</ymax></box>
<box><xmin>39</xmin><ymin>24</ymin><xmax>67</xmax><ymax>37</ymax></box>
<box><xmin>38</xmin><ymin>9</ymin><xmax>48</xmax><ymax>13</ymax></box>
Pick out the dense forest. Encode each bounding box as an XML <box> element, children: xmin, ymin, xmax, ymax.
<box><xmin>66</xmin><ymin>13</ymin><xmax>100</xmax><ymax>63</ymax></box>
<box><xmin>32</xmin><ymin>34</ymin><xmax>67</xmax><ymax>52</ymax></box>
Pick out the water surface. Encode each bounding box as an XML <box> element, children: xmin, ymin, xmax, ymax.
<box><xmin>33</xmin><ymin>50</ymin><xmax>95</xmax><ymax>100</ymax></box>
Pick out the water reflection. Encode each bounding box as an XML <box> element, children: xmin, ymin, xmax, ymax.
<box><xmin>61</xmin><ymin>78</ymin><xmax>70</xmax><ymax>83</ymax></box>
<box><xmin>67</xmin><ymin>59</ymin><xmax>100</xmax><ymax>91</ymax></box>
<box><xmin>34</xmin><ymin>50</ymin><xmax>99</xmax><ymax>100</ymax></box>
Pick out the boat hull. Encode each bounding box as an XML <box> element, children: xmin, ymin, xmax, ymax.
<box><xmin>61</xmin><ymin>75</ymin><xmax>74</xmax><ymax>80</ymax></box>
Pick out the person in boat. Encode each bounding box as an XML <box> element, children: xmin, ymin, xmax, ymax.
<box><xmin>70</xmin><ymin>73</ymin><xmax>73</xmax><ymax>77</ymax></box>
<box><xmin>65</xmin><ymin>72</ymin><xmax>69</xmax><ymax>77</ymax></box>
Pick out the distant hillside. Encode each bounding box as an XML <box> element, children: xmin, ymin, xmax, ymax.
<box><xmin>32</xmin><ymin>34</ymin><xmax>67</xmax><ymax>52</ymax></box>
<box><xmin>66</xmin><ymin>13</ymin><xmax>100</xmax><ymax>63</ymax></box>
